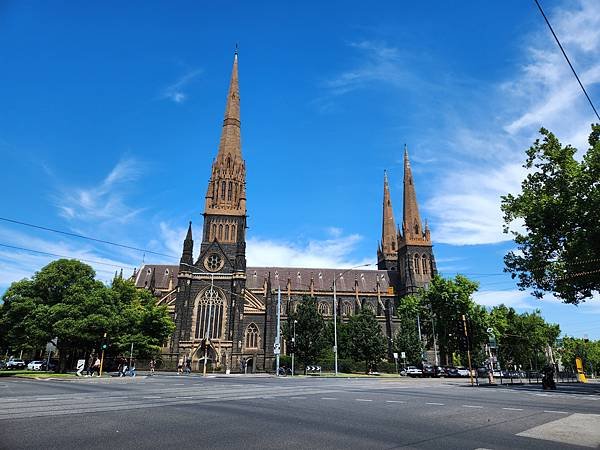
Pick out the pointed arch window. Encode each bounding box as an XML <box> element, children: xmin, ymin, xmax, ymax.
<box><xmin>218</xmin><ymin>224</ymin><xmax>223</xmax><ymax>240</ymax></box>
<box><xmin>342</xmin><ymin>301</ymin><xmax>353</xmax><ymax>317</ymax></box>
<box><xmin>422</xmin><ymin>255</ymin><xmax>429</xmax><ymax>274</ymax></box>
<box><xmin>224</xmin><ymin>224</ymin><xmax>230</xmax><ymax>241</ymax></box>
<box><xmin>221</xmin><ymin>181</ymin><xmax>226</xmax><ymax>199</ymax></box>
<box><xmin>245</xmin><ymin>323</ymin><xmax>260</xmax><ymax>349</ymax></box>
<box><xmin>318</xmin><ymin>302</ymin><xmax>330</xmax><ymax>316</ymax></box>
<box><xmin>234</xmin><ymin>183</ymin><xmax>238</xmax><ymax>202</ymax></box>
<box><xmin>231</xmin><ymin>224</ymin><xmax>236</xmax><ymax>240</ymax></box>
<box><xmin>211</xmin><ymin>224</ymin><xmax>217</xmax><ymax>240</ymax></box>
<box><xmin>227</xmin><ymin>181</ymin><xmax>232</xmax><ymax>201</ymax></box>
<box><xmin>194</xmin><ymin>287</ymin><xmax>225</xmax><ymax>340</ymax></box>
<box><xmin>414</xmin><ymin>254</ymin><xmax>420</xmax><ymax>274</ymax></box>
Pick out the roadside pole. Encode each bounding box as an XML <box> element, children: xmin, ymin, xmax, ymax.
<box><xmin>275</xmin><ymin>286</ymin><xmax>281</xmax><ymax>376</ymax></box>
<box><xmin>462</xmin><ymin>315</ymin><xmax>474</xmax><ymax>386</ymax></box>
<box><xmin>129</xmin><ymin>342</ymin><xmax>134</xmax><ymax>370</ymax></box>
<box><xmin>333</xmin><ymin>278</ymin><xmax>338</xmax><ymax>376</ymax></box>
<box><xmin>203</xmin><ymin>275</ymin><xmax>214</xmax><ymax>377</ymax></box>
<box><xmin>99</xmin><ymin>332</ymin><xmax>107</xmax><ymax>377</ymax></box>
<box><xmin>291</xmin><ymin>319</ymin><xmax>297</xmax><ymax>376</ymax></box>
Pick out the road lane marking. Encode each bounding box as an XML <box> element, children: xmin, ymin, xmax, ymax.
<box><xmin>35</xmin><ymin>398</ymin><xmax>56</xmax><ymax>401</ymax></box>
<box><xmin>143</xmin><ymin>396</ymin><xmax>161</xmax><ymax>399</ymax></box>
<box><xmin>426</xmin><ymin>402</ymin><xmax>444</xmax><ymax>405</ymax></box>
<box><xmin>502</xmin><ymin>407</ymin><xmax>523</xmax><ymax>411</ymax></box>
<box><xmin>321</xmin><ymin>397</ymin><xmax>337</xmax><ymax>400</ymax></box>
<box><xmin>355</xmin><ymin>399</ymin><xmax>372</xmax><ymax>402</ymax></box>
<box><xmin>462</xmin><ymin>405</ymin><xmax>483</xmax><ymax>408</ymax></box>
<box><xmin>518</xmin><ymin>413</ymin><xmax>600</xmax><ymax>448</ymax></box>
<box><xmin>175</xmin><ymin>396</ymin><xmax>193</xmax><ymax>399</ymax></box>
<box><xmin>385</xmin><ymin>400</ymin><xmax>406</xmax><ymax>403</ymax></box>
<box><xmin>544</xmin><ymin>410</ymin><xmax>569</xmax><ymax>414</ymax></box>
<box><xmin>290</xmin><ymin>397</ymin><xmax>306</xmax><ymax>399</ymax></box>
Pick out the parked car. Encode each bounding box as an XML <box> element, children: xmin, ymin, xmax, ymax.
<box><xmin>445</xmin><ymin>367</ymin><xmax>460</xmax><ymax>377</ymax></box>
<box><xmin>421</xmin><ymin>364</ymin><xmax>435</xmax><ymax>377</ymax></box>
<box><xmin>27</xmin><ymin>361</ymin><xmax>46</xmax><ymax>371</ymax></box>
<box><xmin>456</xmin><ymin>367</ymin><xmax>471</xmax><ymax>377</ymax></box>
<box><xmin>6</xmin><ymin>359</ymin><xmax>26</xmax><ymax>370</ymax></box>
<box><xmin>405</xmin><ymin>366</ymin><xmax>422</xmax><ymax>377</ymax></box>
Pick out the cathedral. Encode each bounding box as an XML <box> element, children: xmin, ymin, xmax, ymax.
<box><xmin>134</xmin><ymin>52</ymin><xmax>437</xmax><ymax>372</ymax></box>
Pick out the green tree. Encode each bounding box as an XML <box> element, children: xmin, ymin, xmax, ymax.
<box><xmin>501</xmin><ymin>125</ymin><xmax>600</xmax><ymax>304</ymax></box>
<box><xmin>488</xmin><ymin>305</ymin><xmax>560</xmax><ymax>370</ymax></box>
<box><xmin>0</xmin><ymin>259</ymin><xmax>174</xmax><ymax>370</ymax></box>
<box><xmin>419</xmin><ymin>275</ymin><xmax>483</xmax><ymax>366</ymax></box>
<box><xmin>109</xmin><ymin>277</ymin><xmax>175</xmax><ymax>358</ymax></box>
<box><xmin>394</xmin><ymin>295</ymin><xmax>422</xmax><ymax>365</ymax></box>
<box><xmin>346</xmin><ymin>309</ymin><xmax>387</xmax><ymax>373</ymax></box>
<box><xmin>286</xmin><ymin>296</ymin><xmax>327</xmax><ymax>369</ymax></box>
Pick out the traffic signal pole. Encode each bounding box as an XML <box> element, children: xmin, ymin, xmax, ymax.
<box><xmin>99</xmin><ymin>332</ymin><xmax>107</xmax><ymax>377</ymax></box>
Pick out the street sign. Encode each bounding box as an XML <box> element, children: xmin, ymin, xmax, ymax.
<box><xmin>401</xmin><ymin>352</ymin><xmax>406</xmax><ymax>359</ymax></box>
<box><xmin>76</xmin><ymin>359</ymin><xmax>85</xmax><ymax>376</ymax></box>
<box><xmin>393</xmin><ymin>352</ymin><xmax>398</xmax><ymax>360</ymax></box>
<box><xmin>273</xmin><ymin>342</ymin><xmax>280</xmax><ymax>355</ymax></box>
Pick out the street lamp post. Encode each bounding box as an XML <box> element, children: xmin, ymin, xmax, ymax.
<box><xmin>291</xmin><ymin>319</ymin><xmax>297</xmax><ymax>376</ymax></box>
<box><xmin>333</xmin><ymin>263</ymin><xmax>371</xmax><ymax>376</ymax></box>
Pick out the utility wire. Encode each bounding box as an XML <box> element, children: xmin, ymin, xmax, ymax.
<box><xmin>0</xmin><ymin>216</ymin><xmax>178</xmax><ymax>260</ymax></box>
<box><xmin>0</xmin><ymin>242</ymin><xmax>136</xmax><ymax>270</ymax></box>
<box><xmin>534</xmin><ymin>0</ymin><xmax>600</xmax><ymax>121</ymax></box>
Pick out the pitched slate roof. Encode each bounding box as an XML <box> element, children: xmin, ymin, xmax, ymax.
<box><xmin>134</xmin><ymin>264</ymin><xmax>398</xmax><ymax>294</ymax></box>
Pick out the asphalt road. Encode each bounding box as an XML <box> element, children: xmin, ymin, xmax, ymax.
<box><xmin>1</xmin><ymin>375</ymin><xmax>599</xmax><ymax>449</ymax></box>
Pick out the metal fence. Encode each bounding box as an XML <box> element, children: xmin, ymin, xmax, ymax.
<box><xmin>473</xmin><ymin>369</ymin><xmax>577</xmax><ymax>385</ymax></box>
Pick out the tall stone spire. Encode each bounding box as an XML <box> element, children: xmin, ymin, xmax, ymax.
<box><xmin>378</xmin><ymin>170</ymin><xmax>398</xmax><ymax>270</ymax></box>
<box><xmin>205</xmin><ymin>49</ymin><xmax>247</xmax><ymax>217</ymax></box>
<box><xmin>401</xmin><ymin>145</ymin><xmax>430</xmax><ymax>246</ymax></box>
<box><xmin>218</xmin><ymin>49</ymin><xmax>241</xmax><ymax>159</ymax></box>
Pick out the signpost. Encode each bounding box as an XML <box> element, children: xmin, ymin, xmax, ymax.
<box><xmin>393</xmin><ymin>352</ymin><xmax>399</xmax><ymax>375</ymax></box>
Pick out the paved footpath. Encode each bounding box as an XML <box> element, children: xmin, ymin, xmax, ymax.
<box><xmin>1</xmin><ymin>376</ymin><xmax>599</xmax><ymax>449</ymax></box>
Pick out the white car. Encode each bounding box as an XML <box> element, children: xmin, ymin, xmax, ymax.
<box><xmin>27</xmin><ymin>361</ymin><xmax>46</xmax><ymax>371</ymax></box>
<box><xmin>405</xmin><ymin>366</ymin><xmax>423</xmax><ymax>377</ymax></box>
<box><xmin>456</xmin><ymin>367</ymin><xmax>471</xmax><ymax>377</ymax></box>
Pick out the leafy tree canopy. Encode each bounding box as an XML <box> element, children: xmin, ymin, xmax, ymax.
<box><xmin>286</xmin><ymin>296</ymin><xmax>327</xmax><ymax>367</ymax></box>
<box><xmin>0</xmin><ymin>259</ymin><xmax>174</xmax><ymax>369</ymax></box>
<box><xmin>502</xmin><ymin>125</ymin><xmax>600</xmax><ymax>304</ymax></box>
<box><xmin>346</xmin><ymin>309</ymin><xmax>387</xmax><ymax>373</ymax></box>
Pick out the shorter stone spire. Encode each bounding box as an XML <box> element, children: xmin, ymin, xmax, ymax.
<box><xmin>180</xmin><ymin>221</ymin><xmax>194</xmax><ymax>269</ymax></box>
<box><xmin>401</xmin><ymin>145</ymin><xmax>431</xmax><ymax>246</ymax></box>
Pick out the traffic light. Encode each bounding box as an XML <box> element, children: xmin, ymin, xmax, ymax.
<box><xmin>100</xmin><ymin>332</ymin><xmax>108</xmax><ymax>350</ymax></box>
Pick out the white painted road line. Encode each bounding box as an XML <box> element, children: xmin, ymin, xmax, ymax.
<box><xmin>290</xmin><ymin>397</ymin><xmax>306</xmax><ymax>400</ymax></box>
<box><xmin>426</xmin><ymin>402</ymin><xmax>444</xmax><ymax>406</ymax></box>
<box><xmin>462</xmin><ymin>405</ymin><xmax>483</xmax><ymax>409</ymax></box>
<box><xmin>385</xmin><ymin>400</ymin><xmax>406</xmax><ymax>403</ymax></box>
<box><xmin>35</xmin><ymin>398</ymin><xmax>55</xmax><ymax>401</ymax></box>
<box><xmin>321</xmin><ymin>397</ymin><xmax>337</xmax><ymax>400</ymax></box>
<box><xmin>355</xmin><ymin>399</ymin><xmax>372</xmax><ymax>402</ymax></box>
<box><xmin>175</xmin><ymin>396</ymin><xmax>193</xmax><ymax>399</ymax></box>
<box><xmin>502</xmin><ymin>407</ymin><xmax>523</xmax><ymax>411</ymax></box>
<box><xmin>143</xmin><ymin>396</ymin><xmax>161</xmax><ymax>399</ymax></box>
<box><xmin>544</xmin><ymin>410</ymin><xmax>569</xmax><ymax>414</ymax></box>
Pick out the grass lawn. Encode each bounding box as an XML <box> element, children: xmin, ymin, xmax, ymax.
<box><xmin>0</xmin><ymin>370</ymin><xmax>76</xmax><ymax>378</ymax></box>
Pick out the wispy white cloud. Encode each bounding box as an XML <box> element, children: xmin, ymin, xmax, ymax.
<box><xmin>425</xmin><ymin>0</ymin><xmax>600</xmax><ymax>246</ymax></box>
<box><xmin>473</xmin><ymin>289</ymin><xmax>537</xmax><ymax>309</ymax></box>
<box><xmin>161</xmin><ymin>69</ymin><xmax>202</xmax><ymax>104</ymax></box>
<box><xmin>247</xmin><ymin>228</ymin><xmax>373</xmax><ymax>269</ymax></box>
<box><xmin>0</xmin><ymin>226</ymin><xmax>136</xmax><ymax>290</ymax></box>
<box><xmin>56</xmin><ymin>158</ymin><xmax>145</xmax><ymax>224</ymax></box>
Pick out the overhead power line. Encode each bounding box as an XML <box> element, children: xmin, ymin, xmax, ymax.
<box><xmin>0</xmin><ymin>216</ymin><xmax>178</xmax><ymax>260</ymax></box>
<box><xmin>534</xmin><ymin>0</ymin><xmax>600</xmax><ymax>121</ymax></box>
<box><xmin>0</xmin><ymin>242</ymin><xmax>136</xmax><ymax>270</ymax></box>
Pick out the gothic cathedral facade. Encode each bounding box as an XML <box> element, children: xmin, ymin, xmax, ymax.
<box><xmin>135</xmin><ymin>52</ymin><xmax>437</xmax><ymax>372</ymax></box>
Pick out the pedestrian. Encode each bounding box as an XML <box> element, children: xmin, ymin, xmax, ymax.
<box><xmin>149</xmin><ymin>358</ymin><xmax>156</xmax><ymax>376</ymax></box>
<box><xmin>184</xmin><ymin>358</ymin><xmax>192</xmax><ymax>375</ymax></box>
<box><xmin>86</xmin><ymin>354</ymin><xmax>95</xmax><ymax>377</ymax></box>
<box><xmin>177</xmin><ymin>357</ymin><xmax>184</xmax><ymax>375</ymax></box>
<box><xmin>92</xmin><ymin>357</ymin><xmax>101</xmax><ymax>376</ymax></box>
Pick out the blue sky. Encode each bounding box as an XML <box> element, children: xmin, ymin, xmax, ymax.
<box><xmin>1</xmin><ymin>1</ymin><xmax>600</xmax><ymax>338</ymax></box>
